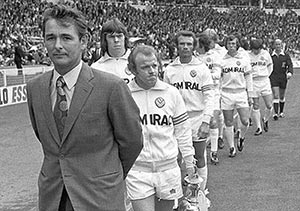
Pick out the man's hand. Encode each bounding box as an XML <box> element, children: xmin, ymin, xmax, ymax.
<box><xmin>287</xmin><ymin>72</ymin><xmax>292</xmax><ymax>80</ymax></box>
<box><xmin>197</xmin><ymin>122</ymin><xmax>210</xmax><ymax>139</ymax></box>
<box><xmin>186</xmin><ymin>166</ymin><xmax>196</xmax><ymax>181</ymax></box>
<box><xmin>248</xmin><ymin>97</ymin><xmax>253</xmax><ymax>106</ymax></box>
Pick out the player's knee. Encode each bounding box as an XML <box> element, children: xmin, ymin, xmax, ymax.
<box><xmin>252</xmin><ymin>103</ymin><xmax>259</xmax><ymax>110</ymax></box>
<box><xmin>266</xmin><ymin>103</ymin><xmax>272</xmax><ymax>110</ymax></box>
<box><xmin>217</xmin><ymin>112</ymin><xmax>224</xmax><ymax>122</ymax></box>
<box><xmin>224</xmin><ymin>119</ymin><xmax>234</xmax><ymax>127</ymax></box>
<box><xmin>194</xmin><ymin>149</ymin><xmax>205</xmax><ymax>162</ymax></box>
<box><xmin>209</xmin><ymin>119</ymin><xmax>218</xmax><ymax>129</ymax></box>
<box><xmin>195</xmin><ymin>158</ymin><xmax>205</xmax><ymax>168</ymax></box>
<box><xmin>241</xmin><ymin>118</ymin><xmax>249</xmax><ymax>126</ymax></box>
<box><xmin>194</xmin><ymin>151</ymin><xmax>205</xmax><ymax>160</ymax></box>
<box><xmin>279</xmin><ymin>97</ymin><xmax>286</xmax><ymax>101</ymax></box>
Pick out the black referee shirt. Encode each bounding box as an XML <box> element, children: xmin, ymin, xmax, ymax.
<box><xmin>270</xmin><ymin>52</ymin><xmax>293</xmax><ymax>80</ymax></box>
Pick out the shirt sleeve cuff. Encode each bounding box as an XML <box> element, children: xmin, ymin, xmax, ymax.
<box><xmin>202</xmin><ymin>114</ymin><xmax>211</xmax><ymax>124</ymax></box>
<box><xmin>183</xmin><ymin>155</ymin><xmax>195</xmax><ymax>169</ymax></box>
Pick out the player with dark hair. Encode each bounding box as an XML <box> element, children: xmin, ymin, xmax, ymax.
<box><xmin>164</xmin><ymin>30</ymin><xmax>214</xmax><ymax>191</ymax></box>
<box><xmin>220</xmin><ymin>34</ymin><xmax>253</xmax><ymax>157</ymax></box>
<box><xmin>91</xmin><ymin>18</ymin><xmax>133</xmax><ymax>84</ymax></box>
<box><xmin>248</xmin><ymin>38</ymin><xmax>273</xmax><ymax>135</ymax></box>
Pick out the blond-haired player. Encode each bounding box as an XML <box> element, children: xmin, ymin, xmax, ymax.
<box><xmin>202</xmin><ymin>28</ymin><xmax>226</xmax><ymax>149</ymax></box>
<box><xmin>196</xmin><ymin>33</ymin><xmax>222</xmax><ymax>165</ymax></box>
<box><xmin>126</xmin><ymin>45</ymin><xmax>195</xmax><ymax>211</ymax></box>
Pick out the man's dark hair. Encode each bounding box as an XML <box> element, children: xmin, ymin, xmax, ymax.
<box><xmin>250</xmin><ymin>38</ymin><xmax>263</xmax><ymax>50</ymax></box>
<box><xmin>100</xmin><ymin>18</ymin><xmax>129</xmax><ymax>56</ymax></box>
<box><xmin>42</xmin><ymin>4</ymin><xmax>87</xmax><ymax>39</ymax></box>
<box><xmin>197</xmin><ymin>33</ymin><xmax>211</xmax><ymax>53</ymax></box>
<box><xmin>224</xmin><ymin>34</ymin><xmax>241</xmax><ymax>50</ymax></box>
<box><xmin>174</xmin><ymin>30</ymin><xmax>197</xmax><ymax>49</ymax></box>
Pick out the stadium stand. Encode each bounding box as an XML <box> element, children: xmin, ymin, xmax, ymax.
<box><xmin>0</xmin><ymin>0</ymin><xmax>300</xmax><ymax>66</ymax></box>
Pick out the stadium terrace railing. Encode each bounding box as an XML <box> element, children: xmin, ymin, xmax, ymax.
<box><xmin>0</xmin><ymin>66</ymin><xmax>52</xmax><ymax>87</ymax></box>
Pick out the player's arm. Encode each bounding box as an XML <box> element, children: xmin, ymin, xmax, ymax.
<box><xmin>211</xmin><ymin>63</ymin><xmax>222</xmax><ymax>81</ymax></box>
<box><xmin>201</xmin><ymin>67</ymin><xmax>215</xmax><ymax>124</ymax></box>
<box><xmin>245</xmin><ymin>62</ymin><xmax>254</xmax><ymax>95</ymax></box>
<box><xmin>172</xmin><ymin>91</ymin><xmax>195</xmax><ymax>176</ymax></box>
<box><xmin>199</xmin><ymin>66</ymin><xmax>215</xmax><ymax>138</ymax></box>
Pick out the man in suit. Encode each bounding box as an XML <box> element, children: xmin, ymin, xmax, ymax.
<box><xmin>88</xmin><ymin>41</ymin><xmax>101</xmax><ymax>66</ymax></box>
<box><xmin>14</xmin><ymin>39</ymin><xmax>25</xmax><ymax>75</ymax></box>
<box><xmin>26</xmin><ymin>5</ymin><xmax>143</xmax><ymax>211</ymax></box>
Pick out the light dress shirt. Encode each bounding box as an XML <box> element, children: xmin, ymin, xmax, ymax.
<box><xmin>50</xmin><ymin>61</ymin><xmax>82</xmax><ymax>111</ymax></box>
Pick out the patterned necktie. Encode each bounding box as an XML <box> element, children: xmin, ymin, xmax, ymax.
<box><xmin>53</xmin><ymin>76</ymin><xmax>68</xmax><ymax>139</ymax></box>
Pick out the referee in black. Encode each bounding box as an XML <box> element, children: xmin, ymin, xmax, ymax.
<box><xmin>269</xmin><ymin>39</ymin><xmax>293</xmax><ymax>120</ymax></box>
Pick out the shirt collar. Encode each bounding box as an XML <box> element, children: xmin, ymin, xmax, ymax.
<box><xmin>100</xmin><ymin>50</ymin><xmax>131</xmax><ymax>62</ymax></box>
<box><xmin>206</xmin><ymin>50</ymin><xmax>214</xmax><ymax>55</ymax></box>
<box><xmin>215</xmin><ymin>43</ymin><xmax>222</xmax><ymax>50</ymax></box>
<box><xmin>129</xmin><ymin>78</ymin><xmax>168</xmax><ymax>92</ymax></box>
<box><xmin>170</xmin><ymin>56</ymin><xmax>203</xmax><ymax>66</ymax></box>
<box><xmin>53</xmin><ymin>61</ymin><xmax>82</xmax><ymax>90</ymax></box>
<box><xmin>224</xmin><ymin>51</ymin><xmax>243</xmax><ymax>59</ymax></box>
<box><xmin>272</xmin><ymin>50</ymin><xmax>285</xmax><ymax>56</ymax></box>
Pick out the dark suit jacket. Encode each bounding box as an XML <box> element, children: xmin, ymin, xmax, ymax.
<box><xmin>27</xmin><ymin>63</ymin><xmax>143</xmax><ymax>211</ymax></box>
<box><xmin>14</xmin><ymin>45</ymin><xmax>25</xmax><ymax>68</ymax></box>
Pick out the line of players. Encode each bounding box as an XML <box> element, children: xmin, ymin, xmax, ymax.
<box><xmin>90</xmin><ymin>18</ymin><xmax>293</xmax><ymax>210</ymax></box>
<box><xmin>194</xmin><ymin>30</ymin><xmax>293</xmax><ymax>165</ymax></box>
<box><xmin>91</xmin><ymin>19</ymin><xmax>293</xmax><ymax>167</ymax></box>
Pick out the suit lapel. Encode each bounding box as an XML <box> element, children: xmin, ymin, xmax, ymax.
<box><xmin>61</xmin><ymin>64</ymin><xmax>94</xmax><ymax>144</ymax></box>
<box><xmin>40</xmin><ymin>71</ymin><xmax>61</xmax><ymax>146</ymax></box>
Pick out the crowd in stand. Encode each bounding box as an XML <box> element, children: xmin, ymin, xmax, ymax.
<box><xmin>152</xmin><ymin>0</ymin><xmax>300</xmax><ymax>8</ymax></box>
<box><xmin>265</xmin><ymin>0</ymin><xmax>300</xmax><ymax>9</ymax></box>
<box><xmin>0</xmin><ymin>0</ymin><xmax>50</xmax><ymax>66</ymax></box>
<box><xmin>1</xmin><ymin>0</ymin><xmax>300</xmax><ymax>67</ymax></box>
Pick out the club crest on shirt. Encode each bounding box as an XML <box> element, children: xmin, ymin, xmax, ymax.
<box><xmin>190</xmin><ymin>70</ymin><xmax>197</xmax><ymax>77</ymax></box>
<box><xmin>124</xmin><ymin>67</ymin><xmax>132</xmax><ymax>75</ymax></box>
<box><xmin>155</xmin><ymin>97</ymin><xmax>165</xmax><ymax>108</ymax></box>
<box><xmin>206</xmin><ymin>57</ymin><xmax>212</xmax><ymax>63</ymax></box>
<box><xmin>260</xmin><ymin>56</ymin><xmax>265</xmax><ymax>61</ymax></box>
<box><xmin>236</xmin><ymin>61</ymin><xmax>241</xmax><ymax>66</ymax></box>
<box><xmin>170</xmin><ymin>189</ymin><xmax>176</xmax><ymax>194</ymax></box>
